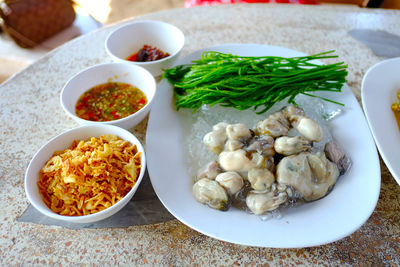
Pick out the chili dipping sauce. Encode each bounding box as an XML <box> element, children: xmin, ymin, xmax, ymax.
<box><xmin>75</xmin><ymin>82</ymin><xmax>147</xmax><ymax>121</ymax></box>
<box><xmin>126</xmin><ymin>44</ymin><xmax>170</xmax><ymax>62</ymax></box>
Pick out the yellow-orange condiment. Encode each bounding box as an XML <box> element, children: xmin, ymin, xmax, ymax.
<box><xmin>391</xmin><ymin>89</ymin><xmax>400</xmax><ymax>131</ymax></box>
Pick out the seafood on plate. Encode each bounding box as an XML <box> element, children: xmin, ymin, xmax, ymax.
<box><xmin>192</xmin><ymin>105</ymin><xmax>350</xmax><ymax>216</ymax></box>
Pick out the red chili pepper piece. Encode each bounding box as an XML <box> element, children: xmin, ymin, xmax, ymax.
<box><xmin>126</xmin><ymin>53</ymin><xmax>138</xmax><ymax>62</ymax></box>
<box><xmin>88</xmin><ymin>112</ymin><xmax>96</xmax><ymax>120</ymax></box>
<box><xmin>139</xmin><ymin>98</ymin><xmax>146</xmax><ymax>105</ymax></box>
<box><xmin>81</xmin><ymin>96</ymin><xmax>90</xmax><ymax>103</ymax></box>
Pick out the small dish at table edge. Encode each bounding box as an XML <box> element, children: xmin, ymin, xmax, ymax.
<box><xmin>361</xmin><ymin>57</ymin><xmax>400</xmax><ymax>186</ymax></box>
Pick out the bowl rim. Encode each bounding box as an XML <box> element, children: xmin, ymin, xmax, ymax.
<box><xmin>24</xmin><ymin>124</ymin><xmax>146</xmax><ymax>222</ymax></box>
<box><xmin>60</xmin><ymin>62</ymin><xmax>156</xmax><ymax>125</ymax></box>
<box><xmin>104</xmin><ymin>19</ymin><xmax>185</xmax><ymax>66</ymax></box>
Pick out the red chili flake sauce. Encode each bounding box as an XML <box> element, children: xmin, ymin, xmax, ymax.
<box><xmin>126</xmin><ymin>44</ymin><xmax>170</xmax><ymax>62</ymax></box>
<box><xmin>75</xmin><ymin>82</ymin><xmax>147</xmax><ymax>121</ymax></box>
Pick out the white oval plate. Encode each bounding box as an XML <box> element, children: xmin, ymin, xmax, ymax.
<box><xmin>362</xmin><ymin>57</ymin><xmax>400</xmax><ymax>186</ymax></box>
<box><xmin>146</xmin><ymin>44</ymin><xmax>381</xmax><ymax>248</ymax></box>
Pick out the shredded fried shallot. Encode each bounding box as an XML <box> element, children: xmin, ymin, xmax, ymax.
<box><xmin>38</xmin><ymin>134</ymin><xmax>141</xmax><ymax>216</ymax></box>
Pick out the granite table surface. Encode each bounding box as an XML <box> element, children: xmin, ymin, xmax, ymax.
<box><xmin>1</xmin><ymin>3</ymin><xmax>400</xmax><ymax>266</ymax></box>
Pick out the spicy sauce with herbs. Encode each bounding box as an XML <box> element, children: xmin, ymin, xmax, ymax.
<box><xmin>75</xmin><ymin>82</ymin><xmax>147</xmax><ymax>121</ymax></box>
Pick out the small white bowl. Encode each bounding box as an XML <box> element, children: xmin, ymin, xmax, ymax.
<box><xmin>105</xmin><ymin>20</ymin><xmax>185</xmax><ymax>76</ymax></box>
<box><xmin>25</xmin><ymin>125</ymin><xmax>146</xmax><ymax>223</ymax></box>
<box><xmin>60</xmin><ymin>62</ymin><xmax>156</xmax><ymax>129</ymax></box>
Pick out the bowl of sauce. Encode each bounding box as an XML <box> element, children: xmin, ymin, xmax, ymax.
<box><xmin>61</xmin><ymin>62</ymin><xmax>156</xmax><ymax>129</ymax></box>
<box><xmin>105</xmin><ymin>20</ymin><xmax>185</xmax><ymax>76</ymax></box>
<box><xmin>75</xmin><ymin>82</ymin><xmax>147</xmax><ymax>122</ymax></box>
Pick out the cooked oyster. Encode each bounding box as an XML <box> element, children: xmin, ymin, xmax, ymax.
<box><xmin>282</xmin><ymin>105</ymin><xmax>305</xmax><ymax>119</ymax></box>
<box><xmin>276</xmin><ymin>152</ymin><xmax>339</xmax><ymax>201</ymax></box>
<box><xmin>213</xmin><ymin>122</ymin><xmax>229</xmax><ymax>131</ymax></box>
<box><xmin>219</xmin><ymin>149</ymin><xmax>255</xmax><ymax>172</ymax></box>
<box><xmin>289</xmin><ymin>115</ymin><xmax>323</xmax><ymax>142</ymax></box>
<box><xmin>274</xmin><ymin>136</ymin><xmax>311</xmax><ymax>156</ymax></box>
<box><xmin>225</xmin><ymin>139</ymin><xmax>244</xmax><ymax>151</ymax></box>
<box><xmin>245</xmin><ymin>134</ymin><xmax>275</xmax><ymax>157</ymax></box>
<box><xmin>203</xmin><ymin>122</ymin><xmax>229</xmax><ymax>154</ymax></box>
<box><xmin>193</xmin><ymin>178</ymin><xmax>230</xmax><ymax>211</ymax></box>
<box><xmin>246</xmin><ymin>190</ymin><xmax>288</xmax><ymax>215</ymax></box>
<box><xmin>215</xmin><ymin>171</ymin><xmax>244</xmax><ymax>195</ymax></box>
<box><xmin>193</xmin><ymin>105</ymin><xmax>349</xmax><ymax>216</ymax></box>
<box><xmin>197</xmin><ymin>160</ymin><xmax>222</xmax><ymax>180</ymax></box>
<box><xmin>226</xmin><ymin>123</ymin><xmax>252</xmax><ymax>140</ymax></box>
<box><xmin>324</xmin><ymin>141</ymin><xmax>351</xmax><ymax>175</ymax></box>
<box><xmin>307</xmin><ymin>152</ymin><xmax>340</xmax><ymax>189</ymax></box>
<box><xmin>247</xmin><ymin>168</ymin><xmax>275</xmax><ymax>191</ymax></box>
<box><xmin>250</xmin><ymin>152</ymin><xmax>266</xmax><ymax>169</ymax></box>
<box><xmin>256</xmin><ymin>111</ymin><xmax>290</xmax><ymax>137</ymax></box>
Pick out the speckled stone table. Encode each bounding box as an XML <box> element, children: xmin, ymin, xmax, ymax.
<box><xmin>1</xmin><ymin>4</ymin><xmax>400</xmax><ymax>265</ymax></box>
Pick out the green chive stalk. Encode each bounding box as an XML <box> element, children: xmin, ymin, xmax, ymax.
<box><xmin>163</xmin><ymin>50</ymin><xmax>348</xmax><ymax>114</ymax></box>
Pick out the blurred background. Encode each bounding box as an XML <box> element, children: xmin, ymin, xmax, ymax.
<box><xmin>0</xmin><ymin>0</ymin><xmax>398</xmax><ymax>84</ymax></box>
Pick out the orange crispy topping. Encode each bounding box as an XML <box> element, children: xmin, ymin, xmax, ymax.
<box><xmin>38</xmin><ymin>135</ymin><xmax>141</xmax><ymax>216</ymax></box>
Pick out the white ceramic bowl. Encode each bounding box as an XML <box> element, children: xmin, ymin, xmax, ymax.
<box><xmin>25</xmin><ymin>125</ymin><xmax>146</xmax><ymax>223</ymax></box>
<box><xmin>105</xmin><ymin>20</ymin><xmax>185</xmax><ymax>76</ymax></box>
<box><xmin>60</xmin><ymin>62</ymin><xmax>156</xmax><ymax>129</ymax></box>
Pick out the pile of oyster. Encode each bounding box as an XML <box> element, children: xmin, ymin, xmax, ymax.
<box><xmin>192</xmin><ymin>105</ymin><xmax>350</xmax><ymax>215</ymax></box>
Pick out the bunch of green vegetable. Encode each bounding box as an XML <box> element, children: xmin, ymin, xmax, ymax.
<box><xmin>162</xmin><ymin>50</ymin><xmax>348</xmax><ymax>114</ymax></box>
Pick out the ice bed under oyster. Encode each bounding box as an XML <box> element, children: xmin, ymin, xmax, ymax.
<box><xmin>178</xmin><ymin>96</ymin><xmax>351</xmax><ymax>219</ymax></box>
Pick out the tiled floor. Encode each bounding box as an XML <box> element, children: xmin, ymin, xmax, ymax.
<box><xmin>0</xmin><ymin>0</ymin><xmax>184</xmax><ymax>83</ymax></box>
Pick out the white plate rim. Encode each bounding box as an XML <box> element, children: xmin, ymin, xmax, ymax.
<box><xmin>361</xmin><ymin>57</ymin><xmax>400</xmax><ymax>186</ymax></box>
<box><xmin>147</xmin><ymin>43</ymin><xmax>381</xmax><ymax>248</ymax></box>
